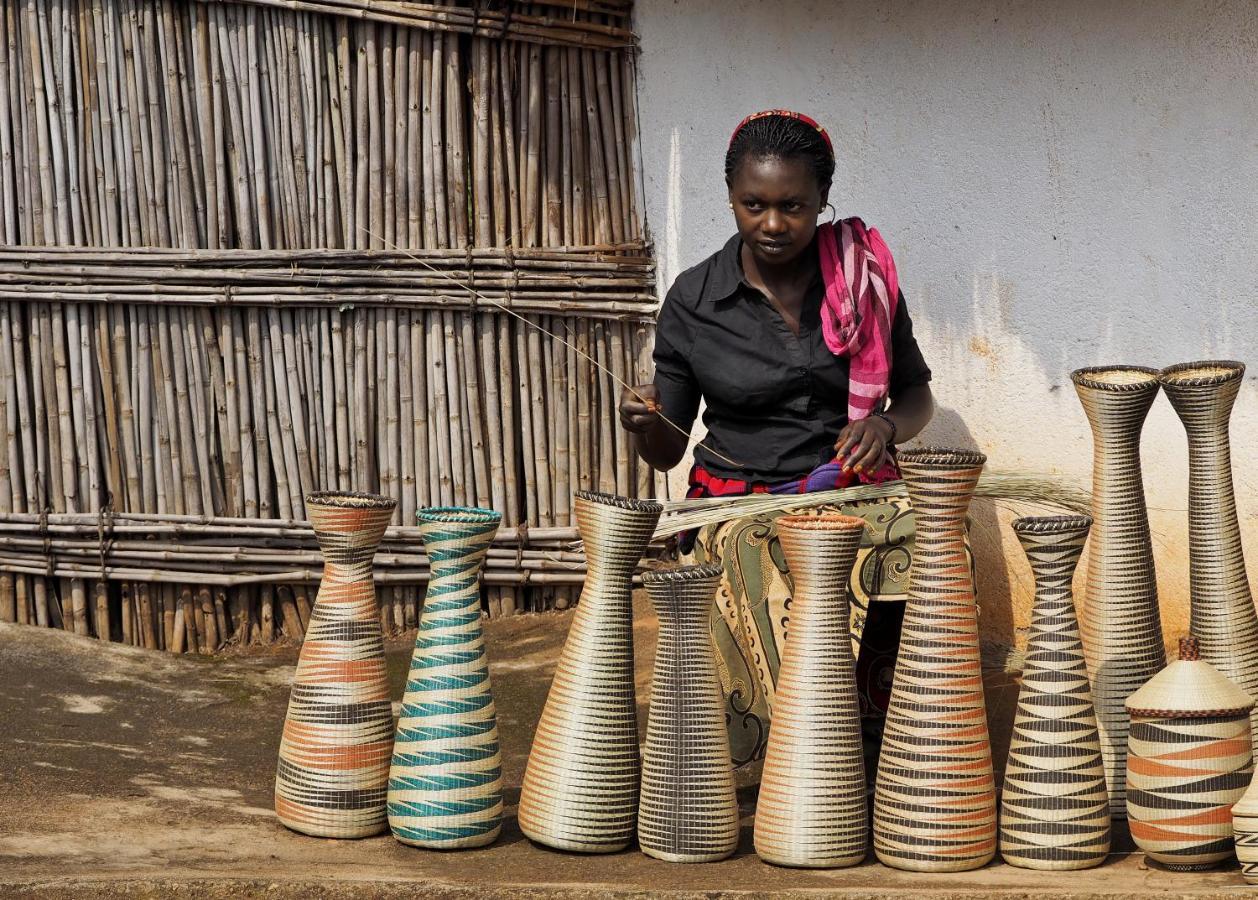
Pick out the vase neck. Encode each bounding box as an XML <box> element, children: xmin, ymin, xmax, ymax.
<box><xmin>1018</xmin><ymin>527</ymin><xmax>1087</xmax><ymax>635</ymax></box>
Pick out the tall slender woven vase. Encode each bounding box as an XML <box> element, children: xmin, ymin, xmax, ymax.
<box><xmin>637</xmin><ymin>565</ymin><xmax>739</xmax><ymax>863</ymax></box>
<box><xmin>1071</xmin><ymin>365</ymin><xmax>1164</xmax><ymax>819</ymax></box>
<box><xmin>518</xmin><ymin>491</ymin><xmax>663</xmax><ymax>853</ymax></box>
<box><xmin>275</xmin><ymin>492</ymin><xmax>396</xmax><ymax>838</ymax></box>
<box><xmin>999</xmin><ymin>515</ymin><xmax>1111</xmax><ymax>870</ymax></box>
<box><xmin>755</xmin><ymin>514</ymin><xmax>869</xmax><ymax>868</ymax></box>
<box><xmin>1126</xmin><ymin>636</ymin><xmax>1254</xmax><ymax>870</ymax></box>
<box><xmin>872</xmin><ymin>448</ymin><xmax>996</xmax><ymax>872</ymax></box>
<box><xmin>1159</xmin><ymin>361</ymin><xmax>1258</xmax><ymax>752</ymax></box>
<box><xmin>388</xmin><ymin>506</ymin><xmax>503</xmax><ymax>850</ymax></box>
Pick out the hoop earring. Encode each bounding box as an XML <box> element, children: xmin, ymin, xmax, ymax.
<box><xmin>825</xmin><ymin>202</ymin><xmax>838</xmax><ymax>225</ymax></box>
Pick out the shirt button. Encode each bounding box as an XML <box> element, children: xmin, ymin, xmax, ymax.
<box><xmin>798</xmin><ymin>367</ymin><xmax>807</xmax><ymax>375</ymax></box>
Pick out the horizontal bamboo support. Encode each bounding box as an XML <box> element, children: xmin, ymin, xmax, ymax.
<box><xmin>202</xmin><ymin>0</ymin><xmax>637</xmax><ymax>49</ymax></box>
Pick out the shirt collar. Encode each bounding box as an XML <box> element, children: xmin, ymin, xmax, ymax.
<box><xmin>700</xmin><ymin>234</ymin><xmax>748</xmax><ymax>303</ymax></box>
<box><xmin>702</xmin><ymin>233</ymin><xmax>825</xmax><ymax>305</ymax></box>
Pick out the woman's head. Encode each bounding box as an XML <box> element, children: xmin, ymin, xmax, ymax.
<box><xmin>725</xmin><ymin>111</ymin><xmax>835</xmax><ymax>268</ymax></box>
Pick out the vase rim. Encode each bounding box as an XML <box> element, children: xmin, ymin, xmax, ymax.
<box><xmin>776</xmin><ymin>512</ymin><xmax>867</xmax><ymax>532</ymax></box>
<box><xmin>1158</xmin><ymin>360</ymin><xmax>1245</xmax><ymax>387</ymax></box>
<box><xmin>305</xmin><ymin>491</ymin><xmax>397</xmax><ymax>510</ymax></box>
<box><xmin>574</xmin><ymin>490</ymin><xmax>663</xmax><ymax>513</ymax></box>
<box><xmin>1070</xmin><ymin>365</ymin><xmax>1160</xmax><ymax>392</ymax></box>
<box><xmin>897</xmin><ymin>446</ymin><xmax>987</xmax><ymax>468</ymax></box>
<box><xmin>1011</xmin><ymin>514</ymin><xmax>1093</xmax><ymax>535</ymax></box>
<box><xmin>642</xmin><ymin>563</ymin><xmax>722</xmax><ymax>583</ymax></box>
<box><xmin>417</xmin><ymin>506</ymin><xmax>502</xmax><ymax>525</ymax></box>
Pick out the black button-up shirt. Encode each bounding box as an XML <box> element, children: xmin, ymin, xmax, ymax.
<box><xmin>652</xmin><ymin>234</ymin><xmax>932</xmax><ymax>483</ymax></box>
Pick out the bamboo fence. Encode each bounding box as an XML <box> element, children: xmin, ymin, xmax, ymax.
<box><xmin>0</xmin><ymin>0</ymin><xmax>666</xmax><ymax>651</ymax></box>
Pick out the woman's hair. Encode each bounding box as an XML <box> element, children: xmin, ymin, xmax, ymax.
<box><xmin>724</xmin><ymin>113</ymin><xmax>835</xmax><ymax>190</ymax></box>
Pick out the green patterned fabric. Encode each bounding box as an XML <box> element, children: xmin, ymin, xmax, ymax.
<box><xmin>693</xmin><ymin>492</ymin><xmax>972</xmax><ymax>767</ymax></box>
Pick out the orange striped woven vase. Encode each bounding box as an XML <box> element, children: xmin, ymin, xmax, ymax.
<box><xmin>517</xmin><ymin>491</ymin><xmax>663</xmax><ymax>853</ymax></box>
<box><xmin>1071</xmin><ymin>366</ymin><xmax>1164</xmax><ymax>819</ymax></box>
<box><xmin>1159</xmin><ymin>362</ymin><xmax>1258</xmax><ymax>755</ymax></box>
<box><xmin>637</xmin><ymin>565</ymin><xmax>739</xmax><ymax>863</ymax></box>
<box><xmin>275</xmin><ymin>492</ymin><xmax>396</xmax><ymax>838</ymax></box>
<box><xmin>754</xmin><ymin>513</ymin><xmax>869</xmax><ymax>868</ymax></box>
<box><xmin>1125</xmin><ymin>636</ymin><xmax>1254</xmax><ymax>871</ymax></box>
<box><xmin>999</xmin><ymin>515</ymin><xmax>1111</xmax><ymax>870</ymax></box>
<box><xmin>872</xmin><ymin>448</ymin><xmax>996</xmax><ymax>872</ymax></box>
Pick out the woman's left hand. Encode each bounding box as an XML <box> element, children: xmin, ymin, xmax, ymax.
<box><xmin>834</xmin><ymin>416</ymin><xmax>894</xmax><ymax>475</ymax></box>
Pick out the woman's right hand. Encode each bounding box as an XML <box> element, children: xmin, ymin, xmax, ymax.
<box><xmin>619</xmin><ymin>384</ymin><xmax>662</xmax><ymax>434</ymax></box>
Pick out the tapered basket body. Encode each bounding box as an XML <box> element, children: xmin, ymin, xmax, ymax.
<box><xmin>1231</xmin><ymin>775</ymin><xmax>1258</xmax><ymax>883</ymax></box>
<box><xmin>872</xmin><ymin>448</ymin><xmax>996</xmax><ymax>872</ymax></box>
<box><xmin>999</xmin><ymin>515</ymin><xmax>1111</xmax><ymax>870</ymax></box>
<box><xmin>388</xmin><ymin>506</ymin><xmax>503</xmax><ymax>849</ymax></box>
<box><xmin>518</xmin><ymin>491</ymin><xmax>663</xmax><ymax>853</ymax></box>
<box><xmin>1160</xmin><ymin>361</ymin><xmax>1258</xmax><ymax>753</ymax></box>
<box><xmin>1071</xmin><ymin>366</ymin><xmax>1164</xmax><ymax>819</ymax></box>
<box><xmin>1126</xmin><ymin>637</ymin><xmax>1254</xmax><ymax>870</ymax></box>
<box><xmin>275</xmin><ymin>492</ymin><xmax>396</xmax><ymax>838</ymax></box>
<box><xmin>754</xmin><ymin>513</ymin><xmax>869</xmax><ymax>868</ymax></box>
<box><xmin>637</xmin><ymin>565</ymin><xmax>739</xmax><ymax>863</ymax></box>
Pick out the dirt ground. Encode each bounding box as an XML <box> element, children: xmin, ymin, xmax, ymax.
<box><xmin>0</xmin><ymin>597</ymin><xmax>1249</xmax><ymax>898</ymax></box>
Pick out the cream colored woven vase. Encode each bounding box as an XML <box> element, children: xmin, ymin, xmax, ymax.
<box><xmin>517</xmin><ymin>491</ymin><xmax>662</xmax><ymax>853</ymax></box>
<box><xmin>637</xmin><ymin>565</ymin><xmax>739</xmax><ymax>863</ymax></box>
<box><xmin>999</xmin><ymin>515</ymin><xmax>1110</xmax><ymax>870</ymax></box>
<box><xmin>755</xmin><ymin>513</ymin><xmax>869</xmax><ymax>868</ymax></box>
<box><xmin>1071</xmin><ymin>365</ymin><xmax>1164</xmax><ymax>819</ymax></box>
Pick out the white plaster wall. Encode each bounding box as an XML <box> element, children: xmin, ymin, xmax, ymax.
<box><xmin>633</xmin><ymin>0</ymin><xmax>1258</xmax><ymax>649</ymax></box>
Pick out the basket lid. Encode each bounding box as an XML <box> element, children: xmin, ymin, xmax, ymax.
<box><xmin>1126</xmin><ymin>636</ymin><xmax>1255</xmax><ymax>718</ymax></box>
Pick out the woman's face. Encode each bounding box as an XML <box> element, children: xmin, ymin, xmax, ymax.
<box><xmin>728</xmin><ymin>155</ymin><xmax>828</xmax><ymax>269</ymax></box>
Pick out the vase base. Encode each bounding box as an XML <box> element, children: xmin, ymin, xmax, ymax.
<box><xmin>755</xmin><ymin>849</ymin><xmax>868</xmax><ymax>869</ymax></box>
<box><xmin>276</xmin><ymin>816</ymin><xmax>388</xmax><ymax>840</ymax></box>
<box><xmin>520</xmin><ymin>827</ymin><xmax>632</xmax><ymax>855</ymax></box>
<box><xmin>391</xmin><ymin>827</ymin><xmax>502</xmax><ymax>851</ymax></box>
<box><xmin>874</xmin><ymin>849</ymin><xmax>995</xmax><ymax>873</ymax></box>
<box><xmin>1000</xmin><ymin>854</ymin><xmax>1109</xmax><ymax>871</ymax></box>
<box><xmin>640</xmin><ymin>846</ymin><xmax>736</xmax><ymax>864</ymax></box>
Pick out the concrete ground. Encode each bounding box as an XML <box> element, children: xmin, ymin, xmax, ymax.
<box><xmin>0</xmin><ymin>598</ymin><xmax>1249</xmax><ymax>899</ymax></box>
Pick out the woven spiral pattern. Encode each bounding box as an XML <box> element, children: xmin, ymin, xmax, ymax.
<box><xmin>754</xmin><ymin>514</ymin><xmax>869</xmax><ymax>868</ymax></box>
<box><xmin>872</xmin><ymin>448</ymin><xmax>996</xmax><ymax>872</ymax></box>
<box><xmin>275</xmin><ymin>492</ymin><xmax>396</xmax><ymax>838</ymax></box>
<box><xmin>388</xmin><ymin>507</ymin><xmax>503</xmax><ymax>849</ymax></box>
<box><xmin>1071</xmin><ymin>366</ymin><xmax>1164</xmax><ymax>819</ymax></box>
<box><xmin>1160</xmin><ymin>361</ymin><xmax>1258</xmax><ymax>752</ymax></box>
<box><xmin>518</xmin><ymin>492</ymin><xmax>663</xmax><ymax>853</ymax></box>
<box><xmin>1233</xmin><ymin>780</ymin><xmax>1258</xmax><ymax>885</ymax></box>
<box><xmin>1126</xmin><ymin>713</ymin><xmax>1253</xmax><ymax>870</ymax></box>
<box><xmin>637</xmin><ymin>565</ymin><xmax>738</xmax><ymax>863</ymax></box>
<box><xmin>999</xmin><ymin>515</ymin><xmax>1111</xmax><ymax>870</ymax></box>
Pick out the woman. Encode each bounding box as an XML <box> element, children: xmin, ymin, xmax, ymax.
<box><xmin>620</xmin><ymin>110</ymin><xmax>939</xmax><ymax>771</ymax></box>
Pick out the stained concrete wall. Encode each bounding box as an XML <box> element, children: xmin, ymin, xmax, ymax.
<box><xmin>632</xmin><ymin>0</ymin><xmax>1258</xmax><ymax>658</ymax></box>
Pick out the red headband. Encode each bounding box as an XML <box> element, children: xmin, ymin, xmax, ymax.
<box><xmin>729</xmin><ymin>109</ymin><xmax>833</xmax><ymax>155</ymax></box>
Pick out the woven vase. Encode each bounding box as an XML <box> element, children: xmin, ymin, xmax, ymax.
<box><xmin>999</xmin><ymin>515</ymin><xmax>1111</xmax><ymax>870</ymax></box>
<box><xmin>1231</xmin><ymin>773</ymin><xmax>1258</xmax><ymax>883</ymax></box>
<box><xmin>275</xmin><ymin>491</ymin><xmax>396</xmax><ymax>838</ymax></box>
<box><xmin>1159</xmin><ymin>361</ymin><xmax>1258</xmax><ymax>754</ymax></box>
<box><xmin>388</xmin><ymin>506</ymin><xmax>503</xmax><ymax>850</ymax></box>
<box><xmin>637</xmin><ymin>565</ymin><xmax>738</xmax><ymax>863</ymax></box>
<box><xmin>1125</xmin><ymin>636</ymin><xmax>1253</xmax><ymax>870</ymax></box>
<box><xmin>872</xmin><ymin>448</ymin><xmax>996</xmax><ymax>873</ymax></box>
<box><xmin>755</xmin><ymin>514</ymin><xmax>869</xmax><ymax>869</ymax></box>
<box><xmin>1071</xmin><ymin>365</ymin><xmax>1164</xmax><ymax>819</ymax></box>
<box><xmin>518</xmin><ymin>491</ymin><xmax>663</xmax><ymax>853</ymax></box>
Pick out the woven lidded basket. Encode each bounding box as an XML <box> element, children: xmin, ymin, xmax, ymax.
<box><xmin>1125</xmin><ymin>636</ymin><xmax>1254</xmax><ymax>871</ymax></box>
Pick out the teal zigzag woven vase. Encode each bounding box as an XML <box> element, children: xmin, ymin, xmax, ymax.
<box><xmin>388</xmin><ymin>506</ymin><xmax>503</xmax><ymax>850</ymax></box>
